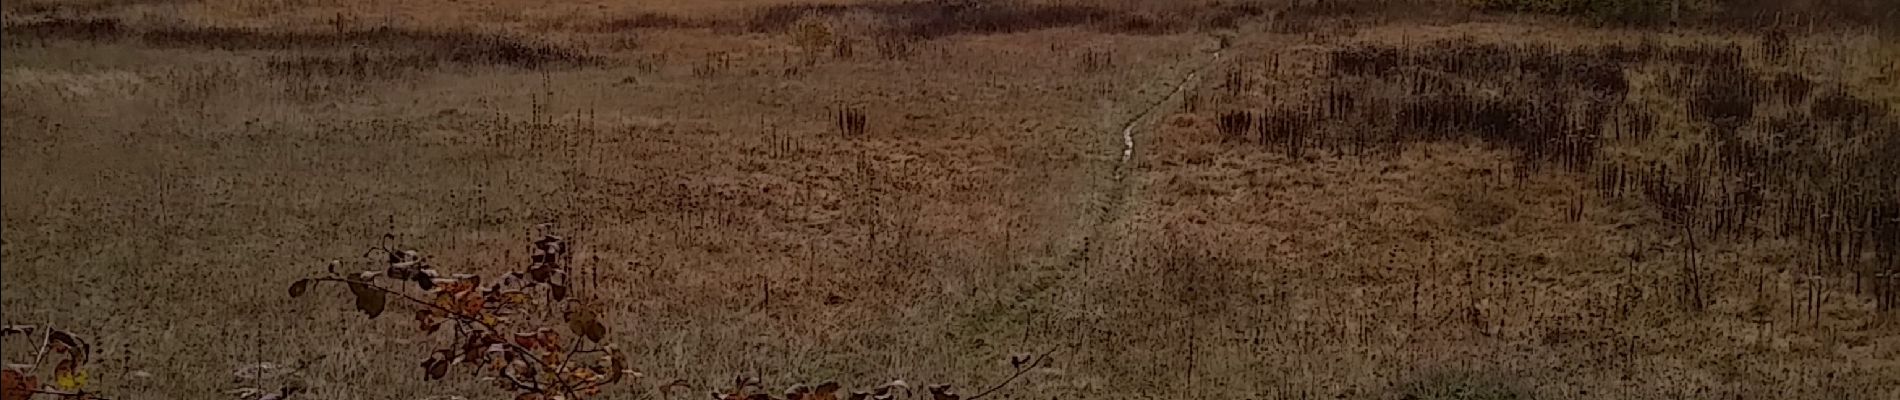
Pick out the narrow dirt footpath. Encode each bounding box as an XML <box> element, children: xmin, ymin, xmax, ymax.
<box><xmin>1067</xmin><ymin>45</ymin><xmax>1224</xmax><ymax>270</ymax></box>
<box><xmin>985</xmin><ymin>40</ymin><xmax>1226</xmax><ymax>390</ymax></box>
<box><xmin>999</xmin><ymin>40</ymin><xmax>1227</xmax><ymax>399</ymax></box>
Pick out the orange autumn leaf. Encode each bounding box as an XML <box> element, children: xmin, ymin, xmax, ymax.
<box><xmin>513</xmin><ymin>331</ymin><xmax>540</xmax><ymax>349</ymax></box>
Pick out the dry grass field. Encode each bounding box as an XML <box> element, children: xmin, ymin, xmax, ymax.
<box><xmin>2</xmin><ymin>0</ymin><xmax>1897</xmax><ymax>399</ymax></box>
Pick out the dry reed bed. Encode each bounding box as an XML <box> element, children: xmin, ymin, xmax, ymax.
<box><xmin>1122</xmin><ymin>28</ymin><xmax>1899</xmax><ymax>398</ymax></box>
<box><xmin>1205</xmin><ymin>34</ymin><xmax>1898</xmax><ymax>307</ymax></box>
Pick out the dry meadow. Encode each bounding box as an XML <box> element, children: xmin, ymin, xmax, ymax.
<box><xmin>2</xmin><ymin>0</ymin><xmax>1897</xmax><ymax>399</ymax></box>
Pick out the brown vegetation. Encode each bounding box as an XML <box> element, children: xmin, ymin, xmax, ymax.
<box><xmin>3</xmin><ymin>0</ymin><xmax>1898</xmax><ymax>399</ymax></box>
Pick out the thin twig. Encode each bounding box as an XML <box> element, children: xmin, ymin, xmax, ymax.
<box><xmin>963</xmin><ymin>347</ymin><xmax>1058</xmax><ymax>400</ymax></box>
<box><xmin>312</xmin><ymin>278</ymin><xmax>460</xmax><ymax>320</ymax></box>
<box><xmin>556</xmin><ymin>336</ymin><xmax>584</xmax><ymax>397</ymax></box>
<box><xmin>499</xmin><ymin>362</ymin><xmax>544</xmax><ymax>393</ymax></box>
<box><xmin>28</xmin><ymin>324</ymin><xmax>55</xmax><ymax>369</ymax></box>
<box><xmin>30</xmin><ymin>326</ymin><xmax>51</xmax><ymax>367</ymax></box>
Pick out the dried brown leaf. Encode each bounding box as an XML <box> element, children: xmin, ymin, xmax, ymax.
<box><xmin>928</xmin><ymin>385</ymin><xmax>957</xmax><ymax>400</ymax></box>
<box><xmin>417</xmin><ymin>311</ymin><xmax>442</xmax><ymax>334</ymax></box>
<box><xmin>288</xmin><ymin>279</ymin><xmax>312</xmax><ymax>298</ymax></box>
<box><xmin>346</xmin><ymin>281</ymin><xmax>386</xmax><ymax>319</ymax></box>
<box><xmin>48</xmin><ymin>329</ymin><xmax>89</xmax><ymax>366</ymax></box>
<box><xmin>566</xmin><ymin>306</ymin><xmax>605</xmax><ymax>343</ymax></box>
<box><xmin>421</xmin><ymin>350</ymin><xmax>452</xmax><ymax>380</ymax></box>
<box><xmin>514</xmin><ymin>332</ymin><xmax>540</xmax><ymax>350</ymax></box>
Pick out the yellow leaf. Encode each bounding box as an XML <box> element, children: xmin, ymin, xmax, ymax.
<box><xmin>434</xmin><ymin>293</ymin><xmax>457</xmax><ymax>311</ymax></box>
<box><xmin>54</xmin><ymin>366</ymin><xmax>86</xmax><ymax>390</ymax></box>
<box><xmin>503</xmin><ymin>290</ymin><xmax>530</xmax><ymax>305</ymax></box>
<box><xmin>570</xmin><ymin>367</ymin><xmax>596</xmax><ymax>381</ymax></box>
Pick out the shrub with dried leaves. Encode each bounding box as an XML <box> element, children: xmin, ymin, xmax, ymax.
<box><xmin>1</xmin><ymin>325</ymin><xmax>102</xmax><ymax>400</ymax></box>
<box><xmin>291</xmin><ymin>228</ymin><xmax>630</xmax><ymax>400</ymax></box>
<box><xmin>291</xmin><ymin>227</ymin><xmax>1054</xmax><ymax>400</ymax></box>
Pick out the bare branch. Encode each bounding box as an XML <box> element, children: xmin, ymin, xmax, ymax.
<box><xmin>964</xmin><ymin>347</ymin><xmax>1059</xmax><ymax>400</ymax></box>
<box><xmin>501</xmin><ymin>367</ymin><xmax>544</xmax><ymax>394</ymax></box>
<box><xmin>556</xmin><ymin>335</ymin><xmax>584</xmax><ymax>397</ymax></box>
<box><xmin>30</xmin><ymin>326</ymin><xmax>52</xmax><ymax>368</ymax></box>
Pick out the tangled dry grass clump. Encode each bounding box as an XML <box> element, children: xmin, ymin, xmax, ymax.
<box><xmin>1197</xmin><ymin>35</ymin><xmax>1900</xmax><ymax>310</ymax></box>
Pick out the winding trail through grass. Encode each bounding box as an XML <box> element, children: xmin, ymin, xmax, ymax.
<box><xmin>992</xmin><ymin>43</ymin><xmax>1229</xmax><ymax>392</ymax></box>
<box><xmin>1069</xmin><ymin>46</ymin><xmax>1224</xmax><ymax>269</ymax></box>
<box><xmin>974</xmin><ymin>41</ymin><xmax>1226</xmax><ymax>373</ymax></box>
<box><xmin>1115</xmin><ymin>50</ymin><xmax>1222</xmax><ymax>180</ymax></box>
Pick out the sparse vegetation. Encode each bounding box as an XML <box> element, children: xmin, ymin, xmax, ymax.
<box><xmin>1395</xmin><ymin>370</ymin><xmax>1528</xmax><ymax>400</ymax></box>
<box><xmin>1463</xmin><ymin>0</ymin><xmax>1677</xmax><ymax>25</ymax></box>
<box><xmin>4</xmin><ymin>0</ymin><xmax>1898</xmax><ymax>399</ymax></box>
